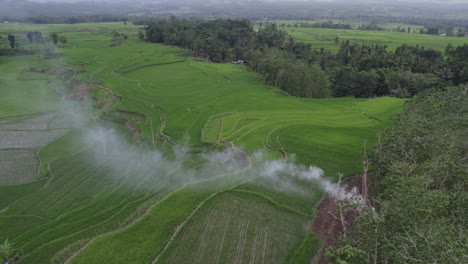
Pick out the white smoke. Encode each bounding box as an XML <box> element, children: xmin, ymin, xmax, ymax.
<box><xmin>80</xmin><ymin>124</ymin><xmax>363</xmax><ymax>205</ymax></box>
<box><xmin>79</xmin><ymin>125</ymin><xmax>250</xmax><ymax>190</ymax></box>
<box><xmin>4</xmin><ymin>26</ymin><xmax>362</xmax><ymax>205</ymax></box>
<box><xmin>251</xmin><ymin>152</ymin><xmax>364</xmax><ymax>204</ymax></box>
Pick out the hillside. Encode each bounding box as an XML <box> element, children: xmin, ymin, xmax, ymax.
<box><xmin>0</xmin><ymin>22</ymin><xmax>404</xmax><ymax>263</ymax></box>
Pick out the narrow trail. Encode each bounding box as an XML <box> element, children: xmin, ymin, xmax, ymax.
<box><xmin>41</xmin><ymin>164</ymin><xmax>54</xmax><ymax>189</ymax></box>
<box><xmin>91</xmin><ymin>85</ymin><xmax>119</xmax><ymax>120</ymax></box>
<box><xmin>116</xmin><ymin>60</ymin><xmax>186</xmax><ymax>75</ymax></box>
<box><xmin>151</xmin><ymin>145</ymin><xmax>253</xmax><ymax>264</ymax></box>
<box><xmin>150</xmin><ymin>178</ymin><xmax>256</xmax><ymax>264</ymax></box>
<box><xmin>275</xmin><ymin>135</ymin><xmax>288</xmax><ymax>160</ymax></box>
<box><xmin>151</xmin><ymin>192</ymin><xmax>220</xmax><ymax>264</ymax></box>
<box><xmin>312</xmin><ymin>174</ymin><xmax>366</xmax><ymax>264</ymax></box>
<box><xmin>345</xmin><ymin>103</ymin><xmax>383</xmax><ymax>123</ymax></box>
<box><xmin>54</xmin><ymin>168</ymin><xmax>180</xmax><ymax>264</ymax></box>
<box><xmin>124</xmin><ymin>121</ymin><xmax>139</xmax><ymax>143</ymax></box>
<box><xmin>63</xmin><ymin>187</ymin><xmax>185</xmax><ymax>264</ymax></box>
<box><xmin>231</xmin><ymin>189</ymin><xmax>312</xmax><ymax>218</ymax></box>
<box><xmin>65</xmin><ymin>144</ymin><xmax>253</xmax><ymax>264</ymax></box>
<box><xmin>264</xmin><ymin>133</ymin><xmax>288</xmax><ymax>160</ymax></box>
<box><xmin>59</xmin><ymin>80</ymin><xmax>258</xmax><ymax>264</ymax></box>
<box><xmin>216</xmin><ymin>119</ymin><xmax>224</xmax><ymax>144</ymax></box>
<box><xmin>146</xmin><ymin>100</ymin><xmax>196</xmax><ymax>152</ymax></box>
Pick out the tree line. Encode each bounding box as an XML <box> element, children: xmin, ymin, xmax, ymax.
<box><xmin>279</xmin><ymin>21</ymin><xmax>468</xmax><ymax>37</ymax></box>
<box><xmin>13</xmin><ymin>15</ymin><xmax>127</xmax><ymax>25</ymax></box>
<box><xmin>142</xmin><ymin>19</ymin><xmax>468</xmax><ymax>99</ymax></box>
<box><xmin>0</xmin><ymin>31</ymin><xmax>68</xmax><ymax>57</ymax></box>
<box><xmin>281</xmin><ymin>21</ymin><xmax>352</xmax><ymax>30</ymax></box>
<box><xmin>2</xmin><ymin>32</ymin><xmax>67</xmax><ymax>48</ymax></box>
<box><xmin>327</xmin><ymin>86</ymin><xmax>468</xmax><ymax>263</ymax></box>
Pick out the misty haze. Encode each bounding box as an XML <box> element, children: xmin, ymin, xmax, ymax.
<box><xmin>0</xmin><ymin>0</ymin><xmax>466</xmax><ymax>264</ymax></box>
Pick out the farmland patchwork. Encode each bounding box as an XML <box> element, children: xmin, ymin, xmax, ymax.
<box><xmin>0</xmin><ymin>22</ymin><xmax>404</xmax><ymax>263</ymax></box>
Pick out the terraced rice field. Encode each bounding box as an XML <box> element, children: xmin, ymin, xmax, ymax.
<box><xmin>0</xmin><ymin>149</ymin><xmax>38</xmax><ymax>185</ymax></box>
<box><xmin>158</xmin><ymin>191</ymin><xmax>311</xmax><ymax>264</ymax></box>
<box><xmin>0</xmin><ymin>22</ymin><xmax>405</xmax><ymax>263</ymax></box>
<box><xmin>281</xmin><ymin>27</ymin><xmax>468</xmax><ymax>52</ymax></box>
<box><xmin>0</xmin><ymin>40</ymin><xmax>88</xmax><ymax>184</ymax></box>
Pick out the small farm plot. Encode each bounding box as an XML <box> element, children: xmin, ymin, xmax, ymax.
<box><xmin>0</xmin><ymin>114</ymin><xmax>55</xmax><ymax>131</ymax></box>
<box><xmin>0</xmin><ymin>111</ymin><xmax>88</xmax><ymax>132</ymax></box>
<box><xmin>0</xmin><ymin>111</ymin><xmax>88</xmax><ymax>182</ymax></box>
<box><xmin>159</xmin><ymin>191</ymin><xmax>310</xmax><ymax>264</ymax></box>
<box><xmin>283</xmin><ymin>27</ymin><xmax>468</xmax><ymax>52</ymax></box>
<box><xmin>0</xmin><ymin>129</ymin><xmax>69</xmax><ymax>149</ymax></box>
<box><xmin>0</xmin><ymin>150</ymin><xmax>38</xmax><ymax>185</ymax></box>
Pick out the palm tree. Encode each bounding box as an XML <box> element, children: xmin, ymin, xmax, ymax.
<box><xmin>0</xmin><ymin>239</ymin><xmax>17</xmax><ymax>263</ymax></box>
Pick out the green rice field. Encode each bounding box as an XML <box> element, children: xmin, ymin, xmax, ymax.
<box><xmin>0</xmin><ymin>22</ymin><xmax>406</xmax><ymax>263</ymax></box>
<box><xmin>282</xmin><ymin>27</ymin><xmax>468</xmax><ymax>52</ymax></box>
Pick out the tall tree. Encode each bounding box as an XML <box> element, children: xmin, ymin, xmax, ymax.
<box><xmin>7</xmin><ymin>35</ymin><xmax>15</xmax><ymax>49</ymax></box>
<box><xmin>58</xmin><ymin>36</ymin><xmax>67</xmax><ymax>45</ymax></box>
<box><xmin>330</xmin><ymin>87</ymin><xmax>468</xmax><ymax>263</ymax></box>
<box><xmin>50</xmin><ymin>33</ymin><xmax>59</xmax><ymax>44</ymax></box>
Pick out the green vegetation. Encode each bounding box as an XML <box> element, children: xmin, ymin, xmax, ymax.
<box><xmin>0</xmin><ymin>1</ymin><xmax>466</xmax><ymax>261</ymax></box>
<box><xmin>143</xmin><ymin>19</ymin><xmax>468</xmax><ymax>100</ymax></box>
<box><xmin>157</xmin><ymin>191</ymin><xmax>311</xmax><ymax>264</ymax></box>
<box><xmin>0</xmin><ymin>21</ymin><xmax>409</xmax><ymax>264</ymax></box>
<box><xmin>283</xmin><ymin>27</ymin><xmax>468</xmax><ymax>52</ymax></box>
<box><xmin>330</xmin><ymin>87</ymin><xmax>468</xmax><ymax>263</ymax></box>
<box><xmin>0</xmin><ymin>238</ymin><xmax>20</xmax><ymax>263</ymax></box>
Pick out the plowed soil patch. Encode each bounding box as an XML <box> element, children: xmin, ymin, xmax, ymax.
<box><xmin>312</xmin><ymin>174</ymin><xmax>366</xmax><ymax>264</ymax></box>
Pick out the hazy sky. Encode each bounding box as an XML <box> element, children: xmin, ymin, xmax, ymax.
<box><xmin>25</xmin><ymin>0</ymin><xmax>468</xmax><ymax>3</ymax></box>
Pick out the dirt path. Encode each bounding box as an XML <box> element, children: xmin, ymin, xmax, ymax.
<box><xmin>150</xmin><ymin>149</ymin><xmax>253</xmax><ymax>264</ymax></box>
<box><xmin>275</xmin><ymin>135</ymin><xmax>288</xmax><ymax>160</ymax></box>
<box><xmin>151</xmin><ymin>192</ymin><xmax>220</xmax><ymax>264</ymax></box>
<box><xmin>60</xmin><ymin>87</ymin><xmax>257</xmax><ymax>263</ymax></box>
<box><xmin>124</xmin><ymin>121</ymin><xmax>139</xmax><ymax>143</ymax></box>
<box><xmin>91</xmin><ymin>86</ymin><xmax>119</xmax><ymax>120</ymax></box>
<box><xmin>147</xmin><ymin>101</ymin><xmax>196</xmax><ymax>152</ymax></box>
<box><xmin>216</xmin><ymin>119</ymin><xmax>224</xmax><ymax>144</ymax></box>
<box><xmin>63</xmin><ymin>187</ymin><xmax>185</xmax><ymax>264</ymax></box>
<box><xmin>150</xmin><ymin>178</ymin><xmax>256</xmax><ymax>264</ymax></box>
<box><xmin>311</xmin><ymin>174</ymin><xmax>365</xmax><ymax>264</ymax></box>
<box><xmin>264</xmin><ymin>133</ymin><xmax>288</xmax><ymax>160</ymax></box>
<box><xmin>65</xmin><ymin>146</ymin><xmax>253</xmax><ymax>264</ymax></box>
<box><xmin>41</xmin><ymin>164</ymin><xmax>54</xmax><ymax>189</ymax></box>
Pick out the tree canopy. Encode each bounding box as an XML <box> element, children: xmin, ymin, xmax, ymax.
<box><xmin>329</xmin><ymin>87</ymin><xmax>468</xmax><ymax>263</ymax></box>
<box><xmin>143</xmin><ymin>19</ymin><xmax>468</xmax><ymax>99</ymax></box>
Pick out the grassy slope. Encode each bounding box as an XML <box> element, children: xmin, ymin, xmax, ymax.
<box><xmin>66</xmin><ymin>24</ymin><xmax>402</xmax><ymax>263</ymax></box>
<box><xmin>0</xmin><ymin>22</ymin><xmax>404</xmax><ymax>263</ymax></box>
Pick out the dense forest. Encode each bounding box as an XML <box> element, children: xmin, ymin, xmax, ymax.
<box><xmin>328</xmin><ymin>87</ymin><xmax>468</xmax><ymax>263</ymax></box>
<box><xmin>142</xmin><ymin>19</ymin><xmax>468</xmax><ymax>99</ymax></box>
